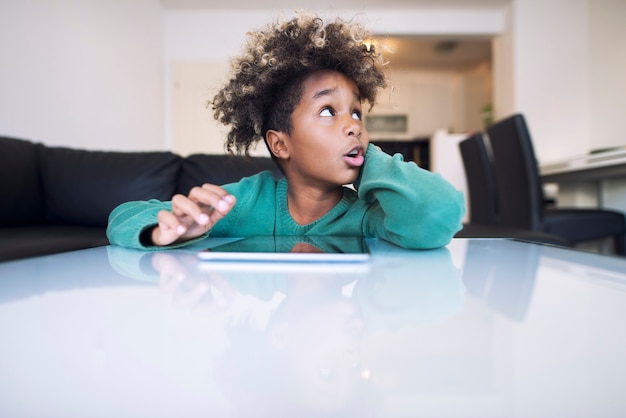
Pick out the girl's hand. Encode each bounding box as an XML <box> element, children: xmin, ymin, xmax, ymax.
<box><xmin>151</xmin><ymin>184</ymin><xmax>236</xmax><ymax>246</ymax></box>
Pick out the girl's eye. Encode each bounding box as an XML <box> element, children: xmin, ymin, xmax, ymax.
<box><xmin>352</xmin><ymin>110</ymin><xmax>362</xmax><ymax>121</ymax></box>
<box><xmin>320</xmin><ymin>108</ymin><xmax>334</xmax><ymax>117</ymax></box>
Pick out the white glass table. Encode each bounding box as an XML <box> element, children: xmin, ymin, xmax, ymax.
<box><xmin>1</xmin><ymin>238</ymin><xmax>626</xmax><ymax>417</ymax></box>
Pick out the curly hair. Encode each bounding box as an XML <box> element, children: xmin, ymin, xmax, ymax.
<box><xmin>209</xmin><ymin>11</ymin><xmax>389</xmax><ymax>156</ymax></box>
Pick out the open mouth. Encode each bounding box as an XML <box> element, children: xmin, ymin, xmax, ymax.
<box><xmin>344</xmin><ymin>146</ymin><xmax>364</xmax><ymax>167</ymax></box>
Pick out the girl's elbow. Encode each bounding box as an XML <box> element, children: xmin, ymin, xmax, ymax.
<box><xmin>399</xmin><ymin>213</ymin><xmax>464</xmax><ymax>250</ymax></box>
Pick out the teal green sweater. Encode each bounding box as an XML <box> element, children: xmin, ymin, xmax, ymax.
<box><xmin>106</xmin><ymin>145</ymin><xmax>465</xmax><ymax>250</ymax></box>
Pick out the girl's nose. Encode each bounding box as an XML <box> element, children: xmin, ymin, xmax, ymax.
<box><xmin>344</xmin><ymin>115</ymin><xmax>362</xmax><ymax>138</ymax></box>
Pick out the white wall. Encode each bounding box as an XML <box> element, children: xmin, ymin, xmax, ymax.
<box><xmin>589</xmin><ymin>0</ymin><xmax>626</xmax><ymax>151</ymax></box>
<box><xmin>512</xmin><ymin>0</ymin><xmax>590</xmax><ymax>162</ymax></box>
<box><xmin>457</xmin><ymin>63</ymin><xmax>493</xmax><ymax>133</ymax></box>
<box><xmin>0</xmin><ymin>0</ymin><xmax>164</xmax><ymax>151</ymax></box>
<box><xmin>165</xmin><ymin>10</ymin><xmax>279</xmax><ymax>155</ymax></box>
<box><xmin>491</xmin><ymin>3</ymin><xmax>515</xmax><ymax>125</ymax></box>
<box><xmin>493</xmin><ymin>0</ymin><xmax>626</xmax><ymax>163</ymax></box>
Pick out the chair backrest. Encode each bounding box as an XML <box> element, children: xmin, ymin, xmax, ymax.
<box><xmin>459</xmin><ymin>133</ymin><xmax>499</xmax><ymax>225</ymax></box>
<box><xmin>487</xmin><ymin>114</ymin><xmax>545</xmax><ymax>230</ymax></box>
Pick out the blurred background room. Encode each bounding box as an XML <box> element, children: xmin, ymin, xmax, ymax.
<box><xmin>2</xmin><ymin>0</ymin><xmax>625</xmax><ymax>231</ymax></box>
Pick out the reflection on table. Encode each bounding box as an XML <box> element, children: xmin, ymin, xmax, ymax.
<box><xmin>1</xmin><ymin>238</ymin><xmax>626</xmax><ymax>417</ymax></box>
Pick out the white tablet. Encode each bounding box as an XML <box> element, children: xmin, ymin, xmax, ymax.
<box><xmin>197</xmin><ymin>235</ymin><xmax>370</xmax><ymax>263</ymax></box>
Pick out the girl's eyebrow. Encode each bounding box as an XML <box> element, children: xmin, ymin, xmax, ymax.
<box><xmin>311</xmin><ymin>87</ymin><xmax>361</xmax><ymax>102</ymax></box>
<box><xmin>311</xmin><ymin>87</ymin><xmax>336</xmax><ymax>100</ymax></box>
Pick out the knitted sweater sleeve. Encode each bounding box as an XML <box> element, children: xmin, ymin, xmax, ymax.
<box><xmin>355</xmin><ymin>144</ymin><xmax>465</xmax><ymax>249</ymax></box>
<box><xmin>106</xmin><ymin>171</ymin><xmax>278</xmax><ymax>250</ymax></box>
<box><xmin>106</xmin><ymin>199</ymin><xmax>179</xmax><ymax>250</ymax></box>
<box><xmin>106</xmin><ymin>199</ymin><xmax>217</xmax><ymax>250</ymax></box>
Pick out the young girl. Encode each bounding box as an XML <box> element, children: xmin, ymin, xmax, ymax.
<box><xmin>107</xmin><ymin>12</ymin><xmax>465</xmax><ymax>250</ymax></box>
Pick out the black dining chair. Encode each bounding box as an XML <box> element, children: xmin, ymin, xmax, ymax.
<box><xmin>487</xmin><ymin>113</ymin><xmax>626</xmax><ymax>255</ymax></box>
<box><xmin>459</xmin><ymin>132</ymin><xmax>498</xmax><ymax>226</ymax></box>
<box><xmin>456</xmin><ymin>132</ymin><xmax>571</xmax><ymax>248</ymax></box>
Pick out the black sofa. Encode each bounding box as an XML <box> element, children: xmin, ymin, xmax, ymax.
<box><xmin>0</xmin><ymin>136</ymin><xmax>282</xmax><ymax>262</ymax></box>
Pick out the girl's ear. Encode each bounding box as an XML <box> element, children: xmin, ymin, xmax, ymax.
<box><xmin>265</xmin><ymin>130</ymin><xmax>290</xmax><ymax>160</ymax></box>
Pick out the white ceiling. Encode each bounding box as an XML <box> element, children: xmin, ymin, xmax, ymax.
<box><xmin>159</xmin><ymin>0</ymin><xmax>509</xmax><ymax>11</ymax></box>
<box><xmin>159</xmin><ymin>0</ymin><xmax>500</xmax><ymax>70</ymax></box>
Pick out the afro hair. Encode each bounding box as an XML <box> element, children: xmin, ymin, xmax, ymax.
<box><xmin>209</xmin><ymin>11</ymin><xmax>389</xmax><ymax>156</ymax></box>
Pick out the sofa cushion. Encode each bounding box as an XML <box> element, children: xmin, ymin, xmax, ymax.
<box><xmin>0</xmin><ymin>137</ymin><xmax>45</xmax><ymax>226</ymax></box>
<box><xmin>38</xmin><ymin>146</ymin><xmax>181</xmax><ymax>227</ymax></box>
<box><xmin>178</xmin><ymin>154</ymin><xmax>283</xmax><ymax>194</ymax></box>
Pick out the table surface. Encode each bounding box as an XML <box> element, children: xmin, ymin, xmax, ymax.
<box><xmin>2</xmin><ymin>238</ymin><xmax>626</xmax><ymax>417</ymax></box>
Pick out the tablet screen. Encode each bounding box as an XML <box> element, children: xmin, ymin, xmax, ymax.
<box><xmin>197</xmin><ymin>235</ymin><xmax>370</xmax><ymax>263</ymax></box>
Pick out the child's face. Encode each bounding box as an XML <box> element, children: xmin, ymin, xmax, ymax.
<box><xmin>283</xmin><ymin>69</ymin><xmax>369</xmax><ymax>187</ymax></box>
